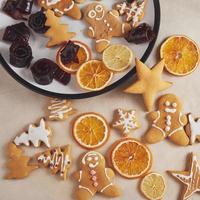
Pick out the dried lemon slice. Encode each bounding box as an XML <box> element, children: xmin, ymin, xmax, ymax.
<box><xmin>140</xmin><ymin>172</ymin><xmax>166</xmax><ymax>200</ymax></box>
<box><xmin>103</xmin><ymin>44</ymin><xmax>133</xmax><ymax>72</ymax></box>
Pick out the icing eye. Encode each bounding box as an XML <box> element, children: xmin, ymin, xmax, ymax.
<box><xmin>165</xmin><ymin>101</ymin><xmax>170</xmax><ymax>106</ymax></box>
<box><xmin>94</xmin><ymin>156</ymin><xmax>99</xmax><ymax>161</ymax></box>
<box><xmin>87</xmin><ymin>157</ymin><xmax>92</xmax><ymax>162</ymax></box>
<box><xmin>88</xmin><ymin>10</ymin><xmax>96</xmax><ymax>18</ymax></box>
<box><xmin>172</xmin><ymin>103</ymin><xmax>177</xmax><ymax>108</ymax></box>
<box><xmin>95</xmin><ymin>5</ymin><xmax>103</xmax><ymax>12</ymax></box>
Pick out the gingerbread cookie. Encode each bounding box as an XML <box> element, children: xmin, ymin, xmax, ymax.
<box><xmin>145</xmin><ymin>94</ymin><xmax>189</xmax><ymax>146</ymax></box>
<box><xmin>114</xmin><ymin>0</ymin><xmax>147</xmax><ymax>27</ymax></box>
<box><xmin>168</xmin><ymin>153</ymin><xmax>200</xmax><ymax>200</ymax></box>
<box><xmin>73</xmin><ymin>151</ymin><xmax>122</xmax><ymax>200</ymax></box>
<box><xmin>124</xmin><ymin>59</ymin><xmax>172</xmax><ymax>111</ymax></box>
<box><xmin>45</xmin><ymin>9</ymin><xmax>76</xmax><ymax>47</ymax></box>
<box><xmin>5</xmin><ymin>143</ymin><xmax>38</xmax><ymax>179</ymax></box>
<box><xmin>13</xmin><ymin>118</ymin><xmax>52</xmax><ymax>148</ymax></box>
<box><xmin>36</xmin><ymin>145</ymin><xmax>72</xmax><ymax>180</ymax></box>
<box><xmin>48</xmin><ymin>98</ymin><xmax>76</xmax><ymax>121</ymax></box>
<box><xmin>83</xmin><ymin>2</ymin><xmax>131</xmax><ymax>53</ymax></box>
<box><xmin>112</xmin><ymin>108</ymin><xmax>140</xmax><ymax>136</ymax></box>
<box><xmin>185</xmin><ymin>114</ymin><xmax>200</xmax><ymax>145</ymax></box>
<box><xmin>38</xmin><ymin>0</ymin><xmax>82</xmax><ymax>19</ymax></box>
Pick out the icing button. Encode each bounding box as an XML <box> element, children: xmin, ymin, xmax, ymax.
<box><xmin>93</xmin><ymin>182</ymin><xmax>98</xmax><ymax>187</ymax></box>
<box><xmin>90</xmin><ymin>170</ymin><xmax>96</xmax><ymax>175</ymax></box>
<box><xmin>91</xmin><ymin>176</ymin><xmax>97</xmax><ymax>181</ymax></box>
<box><xmin>165</xmin><ymin>126</ymin><xmax>170</xmax><ymax>132</ymax></box>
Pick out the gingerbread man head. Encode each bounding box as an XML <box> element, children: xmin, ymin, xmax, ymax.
<box><xmin>81</xmin><ymin>151</ymin><xmax>105</xmax><ymax>170</ymax></box>
<box><xmin>83</xmin><ymin>3</ymin><xmax>106</xmax><ymax>25</ymax></box>
<box><xmin>158</xmin><ymin>94</ymin><xmax>182</xmax><ymax>113</ymax></box>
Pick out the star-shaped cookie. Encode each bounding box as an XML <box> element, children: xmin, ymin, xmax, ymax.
<box><xmin>112</xmin><ymin>108</ymin><xmax>140</xmax><ymax>136</ymax></box>
<box><xmin>168</xmin><ymin>153</ymin><xmax>200</xmax><ymax>200</ymax></box>
<box><xmin>124</xmin><ymin>59</ymin><xmax>172</xmax><ymax>111</ymax></box>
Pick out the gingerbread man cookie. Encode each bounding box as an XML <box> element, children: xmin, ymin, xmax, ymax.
<box><xmin>145</xmin><ymin>94</ymin><xmax>189</xmax><ymax>146</ymax></box>
<box><xmin>38</xmin><ymin>0</ymin><xmax>82</xmax><ymax>19</ymax></box>
<box><xmin>73</xmin><ymin>151</ymin><xmax>122</xmax><ymax>200</ymax></box>
<box><xmin>83</xmin><ymin>2</ymin><xmax>131</xmax><ymax>53</ymax></box>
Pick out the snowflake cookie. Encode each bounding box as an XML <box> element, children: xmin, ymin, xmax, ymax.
<box><xmin>114</xmin><ymin>0</ymin><xmax>147</xmax><ymax>27</ymax></box>
<box><xmin>112</xmin><ymin>108</ymin><xmax>140</xmax><ymax>136</ymax></box>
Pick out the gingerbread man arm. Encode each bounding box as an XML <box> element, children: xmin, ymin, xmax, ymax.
<box><xmin>105</xmin><ymin>168</ymin><xmax>115</xmax><ymax>179</ymax></box>
<box><xmin>87</xmin><ymin>26</ymin><xmax>95</xmax><ymax>38</ymax></box>
<box><xmin>180</xmin><ymin>114</ymin><xmax>188</xmax><ymax>126</ymax></box>
<box><xmin>110</xmin><ymin>10</ymin><xmax>120</xmax><ymax>17</ymax></box>
<box><xmin>147</xmin><ymin>111</ymin><xmax>159</xmax><ymax>122</ymax></box>
<box><xmin>72</xmin><ymin>170</ymin><xmax>82</xmax><ymax>181</ymax></box>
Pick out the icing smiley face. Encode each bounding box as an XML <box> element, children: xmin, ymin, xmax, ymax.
<box><xmin>87</xmin><ymin>4</ymin><xmax>105</xmax><ymax>21</ymax></box>
<box><xmin>158</xmin><ymin>94</ymin><xmax>182</xmax><ymax>113</ymax></box>
<box><xmin>82</xmin><ymin>151</ymin><xmax>105</xmax><ymax>169</ymax></box>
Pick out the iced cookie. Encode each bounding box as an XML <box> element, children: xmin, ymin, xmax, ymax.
<box><xmin>44</xmin><ymin>9</ymin><xmax>76</xmax><ymax>47</ymax></box>
<box><xmin>83</xmin><ymin>2</ymin><xmax>131</xmax><ymax>53</ymax></box>
<box><xmin>13</xmin><ymin>118</ymin><xmax>52</xmax><ymax>148</ymax></box>
<box><xmin>185</xmin><ymin>114</ymin><xmax>200</xmax><ymax>145</ymax></box>
<box><xmin>38</xmin><ymin>0</ymin><xmax>82</xmax><ymax>19</ymax></box>
<box><xmin>36</xmin><ymin>145</ymin><xmax>72</xmax><ymax>180</ymax></box>
<box><xmin>112</xmin><ymin>108</ymin><xmax>140</xmax><ymax>136</ymax></box>
<box><xmin>5</xmin><ymin>143</ymin><xmax>38</xmax><ymax>179</ymax></box>
<box><xmin>114</xmin><ymin>0</ymin><xmax>147</xmax><ymax>27</ymax></box>
<box><xmin>73</xmin><ymin>151</ymin><xmax>122</xmax><ymax>200</ymax></box>
<box><xmin>48</xmin><ymin>98</ymin><xmax>76</xmax><ymax>121</ymax></box>
<box><xmin>168</xmin><ymin>153</ymin><xmax>200</xmax><ymax>200</ymax></box>
<box><xmin>145</xmin><ymin>94</ymin><xmax>189</xmax><ymax>146</ymax></box>
<box><xmin>124</xmin><ymin>59</ymin><xmax>172</xmax><ymax>111</ymax></box>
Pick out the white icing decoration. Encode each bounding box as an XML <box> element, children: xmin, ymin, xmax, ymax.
<box><xmin>165</xmin><ymin>126</ymin><xmax>170</xmax><ymax>132</ymax></box>
<box><xmin>172</xmin><ymin>102</ymin><xmax>177</xmax><ymax>108</ymax></box>
<box><xmin>95</xmin><ymin>10</ymin><xmax>105</xmax><ymax>21</ymax></box>
<box><xmin>63</xmin><ymin>0</ymin><xmax>74</xmax><ymax>12</ymax></box>
<box><xmin>188</xmin><ymin>114</ymin><xmax>200</xmax><ymax>144</ymax></box>
<box><xmin>165</xmin><ymin>101</ymin><xmax>170</xmax><ymax>106</ymax></box>
<box><xmin>87</xmin><ymin>157</ymin><xmax>92</xmax><ymax>162</ymax></box>
<box><xmin>122</xmin><ymin>23</ymin><xmax>125</xmax><ymax>34</ymax></box>
<box><xmin>152</xmin><ymin>124</ymin><xmax>166</xmax><ymax>137</ymax></box>
<box><xmin>78</xmin><ymin>171</ymin><xmax>82</xmax><ymax>182</ymax></box>
<box><xmin>165</xmin><ymin>108</ymin><xmax>177</xmax><ymax>113</ymax></box>
<box><xmin>116</xmin><ymin>0</ymin><xmax>145</xmax><ymax>26</ymax></box>
<box><xmin>48</xmin><ymin>98</ymin><xmax>74</xmax><ymax>120</ymax></box>
<box><xmin>94</xmin><ymin>156</ymin><xmax>98</xmax><ymax>161</ymax></box>
<box><xmin>100</xmin><ymin>183</ymin><xmax>113</xmax><ymax>193</ymax></box>
<box><xmin>38</xmin><ymin>147</ymin><xmax>71</xmax><ymax>177</ymax></box>
<box><xmin>14</xmin><ymin>118</ymin><xmax>51</xmax><ymax>148</ymax></box>
<box><xmin>105</xmin><ymin>169</ymin><xmax>110</xmax><ymax>180</ymax></box>
<box><xmin>95</xmin><ymin>5</ymin><xmax>103</xmax><ymax>12</ymax></box>
<box><xmin>82</xmin><ymin>151</ymin><xmax>103</xmax><ymax>165</ymax></box>
<box><xmin>88</xmin><ymin>10</ymin><xmax>96</xmax><ymax>18</ymax></box>
<box><xmin>89</xmin><ymin>162</ymin><xmax>99</xmax><ymax>169</ymax></box>
<box><xmin>78</xmin><ymin>185</ymin><xmax>94</xmax><ymax>195</ymax></box>
<box><xmin>168</xmin><ymin>127</ymin><xmax>183</xmax><ymax>137</ymax></box>
<box><xmin>108</xmin><ymin>11</ymin><xmax>118</xmax><ymax>18</ymax></box>
<box><xmin>113</xmin><ymin>109</ymin><xmax>139</xmax><ymax>134</ymax></box>
<box><xmin>153</xmin><ymin>111</ymin><xmax>160</xmax><ymax>123</ymax></box>
<box><xmin>89</xmin><ymin>26</ymin><xmax>95</xmax><ymax>37</ymax></box>
<box><xmin>45</xmin><ymin>0</ymin><xmax>61</xmax><ymax>6</ymax></box>
<box><xmin>54</xmin><ymin>8</ymin><xmax>63</xmax><ymax>15</ymax></box>
<box><xmin>96</xmin><ymin>39</ymin><xmax>110</xmax><ymax>44</ymax></box>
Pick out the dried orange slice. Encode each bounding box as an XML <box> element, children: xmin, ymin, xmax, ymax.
<box><xmin>72</xmin><ymin>113</ymin><xmax>110</xmax><ymax>149</ymax></box>
<box><xmin>160</xmin><ymin>35</ymin><xmax>200</xmax><ymax>76</ymax></box>
<box><xmin>111</xmin><ymin>138</ymin><xmax>152</xmax><ymax>179</ymax></box>
<box><xmin>103</xmin><ymin>44</ymin><xmax>133</xmax><ymax>72</ymax></box>
<box><xmin>76</xmin><ymin>60</ymin><xmax>113</xmax><ymax>91</ymax></box>
<box><xmin>57</xmin><ymin>41</ymin><xmax>91</xmax><ymax>74</ymax></box>
<box><xmin>140</xmin><ymin>173</ymin><xmax>166</xmax><ymax>200</ymax></box>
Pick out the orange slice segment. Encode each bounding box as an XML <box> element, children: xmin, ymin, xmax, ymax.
<box><xmin>160</xmin><ymin>35</ymin><xmax>200</xmax><ymax>76</ymax></box>
<box><xmin>76</xmin><ymin>60</ymin><xmax>113</xmax><ymax>91</ymax></box>
<box><xmin>57</xmin><ymin>41</ymin><xmax>91</xmax><ymax>74</ymax></box>
<box><xmin>111</xmin><ymin>138</ymin><xmax>152</xmax><ymax>179</ymax></box>
<box><xmin>72</xmin><ymin>113</ymin><xmax>110</xmax><ymax>149</ymax></box>
<box><xmin>140</xmin><ymin>173</ymin><xmax>166</xmax><ymax>200</ymax></box>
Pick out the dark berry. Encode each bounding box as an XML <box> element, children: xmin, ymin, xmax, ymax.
<box><xmin>16</xmin><ymin>0</ymin><xmax>34</xmax><ymax>15</ymax></box>
<box><xmin>31</xmin><ymin>59</ymin><xmax>58</xmax><ymax>85</ymax></box>
<box><xmin>3</xmin><ymin>22</ymin><xmax>30</xmax><ymax>43</ymax></box>
<box><xmin>28</xmin><ymin>11</ymin><xmax>49</xmax><ymax>34</ymax></box>
<box><xmin>125</xmin><ymin>23</ymin><xmax>155</xmax><ymax>44</ymax></box>
<box><xmin>54</xmin><ymin>67</ymin><xmax>71</xmax><ymax>85</ymax></box>
<box><xmin>60</xmin><ymin>41</ymin><xmax>80</xmax><ymax>65</ymax></box>
<box><xmin>10</xmin><ymin>40</ymin><xmax>33</xmax><ymax>68</ymax></box>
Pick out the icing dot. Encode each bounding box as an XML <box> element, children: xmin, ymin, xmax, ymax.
<box><xmin>94</xmin><ymin>156</ymin><xmax>98</xmax><ymax>161</ymax></box>
<box><xmin>109</xmin><ymin>28</ymin><xmax>113</xmax><ymax>31</ymax></box>
<box><xmin>87</xmin><ymin>157</ymin><xmax>92</xmax><ymax>162</ymax></box>
<box><xmin>165</xmin><ymin>126</ymin><xmax>170</xmax><ymax>132</ymax></box>
<box><xmin>88</xmin><ymin>10</ymin><xmax>96</xmax><ymax>18</ymax></box>
<box><xmin>42</xmin><ymin>1</ymin><xmax>45</xmax><ymax>4</ymax></box>
<box><xmin>172</xmin><ymin>103</ymin><xmax>177</xmax><ymax>108</ymax></box>
<box><xmin>95</xmin><ymin>5</ymin><xmax>103</xmax><ymax>13</ymax></box>
<box><xmin>165</xmin><ymin>101</ymin><xmax>170</xmax><ymax>106</ymax></box>
<box><xmin>166</xmin><ymin>121</ymin><xmax>171</xmax><ymax>126</ymax></box>
<box><xmin>104</xmin><ymin>20</ymin><xmax>107</xmax><ymax>23</ymax></box>
<box><xmin>166</xmin><ymin>115</ymin><xmax>171</xmax><ymax>120</ymax></box>
<box><xmin>93</xmin><ymin>182</ymin><xmax>98</xmax><ymax>187</ymax></box>
<box><xmin>107</xmin><ymin>23</ymin><xmax>110</xmax><ymax>27</ymax></box>
<box><xmin>91</xmin><ymin>176</ymin><xmax>97</xmax><ymax>181</ymax></box>
<box><xmin>90</xmin><ymin>170</ymin><xmax>96</xmax><ymax>175</ymax></box>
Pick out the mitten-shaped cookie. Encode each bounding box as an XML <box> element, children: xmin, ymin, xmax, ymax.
<box><xmin>83</xmin><ymin>3</ymin><xmax>131</xmax><ymax>53</ymax></box>
<box><xmin>38</xmin><ymin>0</ymin><xmax>82</xmax><ymax>19</ymax></box>
<box><xmin>145</xmin><ymin>94</ymin><xmax>189</xmax><ymax>146</ymax></box>
<box><xmin>73</xmin><ymin>151</ymin><xmax>122</xmax><ymax>200</ymax></box>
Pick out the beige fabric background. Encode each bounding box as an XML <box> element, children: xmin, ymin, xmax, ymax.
<box><xmin>1</xmin><ymin>0</ymin><xmax>200</xmax><ymax>199</ymax></box>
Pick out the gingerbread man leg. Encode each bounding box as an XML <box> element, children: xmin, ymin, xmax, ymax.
<box><xmin>75</xmin><ymin>187</ymin><xmax>93</xmax><ymax>200</ymax></box>
<box><xmin>65</xmin><ymin>3</ymin><xmax>82</xmax><ymax>20</ymax></box>
<box><xmin>95</xmin><ymin>39</ymin><xmax>110</xmax><ymax>53</ymax></box>
<box><xmin>168</xmin><ymin>129</ymin><xmax>189</xmax><ymax>146</ymax></box>
<box><xmin>101</xmin><ymin>184</ymin><xmax>121</xmax><ymax>197</ymax></box>
<box><xmin>145</xmin><ymin>127</ymin><xmax>165</xmax><ymax>144</ymax></box>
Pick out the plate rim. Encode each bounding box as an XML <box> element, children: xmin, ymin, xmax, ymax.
<box><xmin>0</xmin><ymin>0</ymin><xmax>161</xmax><ymax>99</ymax></box>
